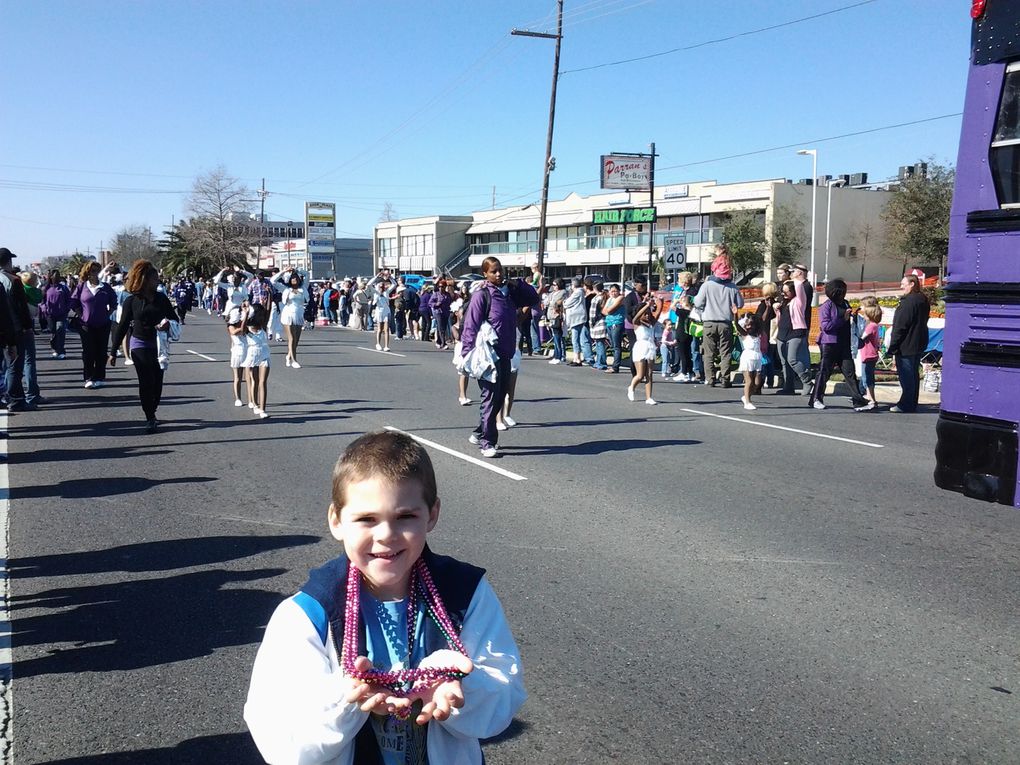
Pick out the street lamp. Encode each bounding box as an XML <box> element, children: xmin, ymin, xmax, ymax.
<box><xmin>797</xmin><ymin>148</ymin><xmax>818</xmax><ymax>305</ymax></box>
<box><xmin>824</xmin><ymin>178</ymin><xmax>846</xmax><ymax>283</ymax></box>
<box><xmin>511</xmin><ymin>0</ymin><xmax>563</xmax><ymax>277</ymax></box>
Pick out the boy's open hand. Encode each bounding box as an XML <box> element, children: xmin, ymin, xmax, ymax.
<box><xmin>406</xmin><ymin>650</ymin><xmax>474</xmax><ymax>725</ymax></box>
<box><xmin>344</xmin><ymin>656</ymin><xmax>411</xmax><ymax>717</ymax></box>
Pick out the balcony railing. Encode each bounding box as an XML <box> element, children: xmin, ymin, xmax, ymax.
<box><xmin>469</xmin><ymin>228</ymin><xmax>726</xmax><ymax>256</ymax></box>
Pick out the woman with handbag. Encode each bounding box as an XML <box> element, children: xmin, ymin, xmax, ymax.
<box><xmin>70</xmin><ymin>261</ymin><xmax>117</xmax><ymax>389</ymax></box>
<box><xmin>108</xmin><ymin>260</ymin><xmax>179</xmax><ymax>432</ymax></box>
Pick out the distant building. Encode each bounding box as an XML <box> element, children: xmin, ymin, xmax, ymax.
<box><xmin>373</xmin><ymin>174</ymin><xmax>921</xmax><ymax>284</ymax></box>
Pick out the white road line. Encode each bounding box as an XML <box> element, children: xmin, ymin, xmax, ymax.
<box><xmin>357</xmin><ymin>347</ymin><xmax>407</xmax><ymax>358</ymax></box>
<box><xmin>384</xmin><ymin>426</ymin><xmax>527</xmax><ymax>481</ymax></box>
<box><xmin>186</xmin><ymin>350</ymin><xmax>217</xmax><ymax>361</ymax></box>
<box><xmin>0</xmin><ymin>411</ymin><xmax>13</xmax><ymax>763</ymax></box>
<box><xmin>680</xmin><ymin>407</ymin><xmax>884</xmax><ymax>448</ymax></box>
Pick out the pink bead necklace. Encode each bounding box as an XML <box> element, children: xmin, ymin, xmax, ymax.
<box><xmin>341</xmin><ymin>557</ymin><xmax>468</xmax><ymax>719</ymax></box>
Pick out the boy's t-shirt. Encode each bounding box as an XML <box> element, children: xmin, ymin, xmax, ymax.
<box><xmin>859</xmin><ymin>321</ymin><xmax>881</xmax><ymax>361</ymax></box>
<box><xmin>362</xmin><ymin>591</ymin><xmax>428</xmax><ymax>765</ymax></box>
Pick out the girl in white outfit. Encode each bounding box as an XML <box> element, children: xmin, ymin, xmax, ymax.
<box><xmin>736</xmin><ymin>313</ymin><xmax>764</xmax><ymax>410</ymax></box>
<box><xmin>371</xmin><ymin>282</ymin><xmax>391</xmax><ymax>351</ymax></box>
<box><xmin>213</xmin><ymin>267</ymin><xmax>253</xmax><ymax>314</ymax></box>
<box><xmin>244</xmin><ymin>304</ymin><xmax>272</xmax><ymax>418</ymax></box>
<box><xmin>627</xmin><ymin>295</ymin><xmax>660</xmax><ymax>405</ymax></box>
<box><xmin>226</xmin><ymin>304</ymin><xmax>250</xmax><ymax>407</ymax></box>
<box><xmin>272</xmin><ymin>269</ymin><xmax>309</xmax><ymax>368</ymax></box>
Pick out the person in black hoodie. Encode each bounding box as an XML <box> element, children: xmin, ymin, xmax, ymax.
<box><xmin>109</xmin><ymin>260</ymin><xmax>179</xmax><ymax>432</ymax></box>
<box><xmin>886</xmin><ymin>273</ymin><xmax>930</xmax><ymax>413</ymax></box>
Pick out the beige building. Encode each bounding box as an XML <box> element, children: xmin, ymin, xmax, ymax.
<box><xmin>374</xmin><ymin>176</ymin><xmax>908</xmax><ymax>284</ymax></box>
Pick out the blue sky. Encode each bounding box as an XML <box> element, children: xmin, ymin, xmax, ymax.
<box><xmin>1</xmin><ymin>0</ymin><xmax>968</xmax><ymax>262</ymax></box>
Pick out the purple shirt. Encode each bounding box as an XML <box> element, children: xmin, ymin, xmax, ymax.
<box><xmin>460</xmin><ymin>279</ymin><xmax>540</xmax><ymax>361</ymax></box>
<box><xmin>71</xmin><ymin>282</ymin><xmax>117</xmax><ymax>327</ymax></box>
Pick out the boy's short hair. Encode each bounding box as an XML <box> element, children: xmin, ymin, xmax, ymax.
<box><xmin>861</xmin><ymin>303</ymin><xmax>883</xmax><ymax>323</ymax></box>
<box><xmin>332</xmin><ymin>431</ymin><xmax>438</xmax><ymax>511</ymax></box>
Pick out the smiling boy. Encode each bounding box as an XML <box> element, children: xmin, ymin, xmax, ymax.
<box><xmin>244</xmin><ymin>430</ymin><xmax>526</xmax><ymax>765</ymax></box>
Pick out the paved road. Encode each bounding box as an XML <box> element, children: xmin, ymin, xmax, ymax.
<box><xmin>7</xmin><ymin>314</ymin><xmax>1019</xmax><ymax>764</ymax></box>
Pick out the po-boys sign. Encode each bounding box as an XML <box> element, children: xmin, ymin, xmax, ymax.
<box><xmin>601</xmin><ymin>154</ymin><xmax>652</xmax><ymax>190</ymax></box>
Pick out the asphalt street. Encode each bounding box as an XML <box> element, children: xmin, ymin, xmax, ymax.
<box><xmin>7</xmin><ymin>313</ymin><xmax>1019</xmax><ymax>764</ymax></box>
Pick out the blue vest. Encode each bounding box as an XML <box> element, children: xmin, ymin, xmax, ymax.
<box><xmin>297</xmin><ymin>548</ymin><xmax>485</xmax><ymax>764</ymax></box>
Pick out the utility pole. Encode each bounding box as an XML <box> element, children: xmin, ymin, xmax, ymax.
<box><xmin>646</xmin><ymin>141</ymin><xmax>656</xmax><ymax>288</ymax></box>
<box><xmin>512</xmin><ymin>0</ymin><xmax>563</xmax><ymax>277</ymax></box>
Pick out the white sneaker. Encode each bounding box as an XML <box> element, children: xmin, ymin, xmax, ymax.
<box><xmin>480</xmin><ymin>446</ymin><xmax>498</xmax><ymax>458</ymax></box>
<box><xmin>548</xmin><ymin>358</ymin><xmax>561</xmax><ymax>365</ymax></box>
<box><xmin>84</xmin><ymin>380</ymin><xmax>95</xmax><ymax>389</ymax></box>
<box><xmin>496</xmin><ymin>422</ymin><xmax>508</xmax><ymax>431</ymax></box>
<box><xmin>249</xmin><ymin>402</ymin><xmax>256</xmax><ymax>409</ymax></box>
<box><xmin>234</xmin><ymin>399</ymin><xmax>243</xmax><ymax>407</ymax></box>
<box><xmin>458</xmin><ymin>397</ymin><xmax>471</xmax><ymax>406</ymax></box>
<box><xmin>741</xmin><ymin>396</ymin><xmax>757</xmax><ymax>411</ymax></box>
<box><xmin>375</xmin><ymin>343</ymin><xmax>382</xmax><ymax>350</ymax></box>
<box><xmin>468</xmin><ymin>434</ymin><xmax>480</xmax><ymax>445</ymax></box>
<box><xmin>813</xmin><ymin>400</ymin><xmax>827</xmax><ymax>410</ymax></box>
<box><xmin>627</xmin><ymin>388</ymin><xmax>635</xmax><ymax>401</ymax></box>
<box><xmin>285</xmin><ymin>357</ymin><xmax>291</xmax><ymax>367</ymax></box>
<box><xmin>854</xmin><ymin>401</ymin><xmax>876</xmax><ymax>412</ymax></box>
<box><xmin>51</xmin><ymin>351</ymin><xmax>59</xmax><ymax>358</ymax></box>
<box><xmin>291</xmin><ymin>361</ymin><xmax>301</xmax><ymax>369</ymax></box>
<box><xmin>383</xmin><ymin>347</ymin><xmax>390</xmax><ymax>352</ymax></box>
<box><xmin>503</xmin><ymin>416</ymin><xmax>517</xmax><ymax>428</ymax></box>
<box><xmin>125</xmin><ymin>359</ymin><xmax>134</xmax><ymax>366</ymax></box>
<box><xmin>57</xmin><ymin>353</ymin><xmax>65</xmax><ymax>359</ymax></box>
<box><xmin>645</xmin><ymin>398</ymin><xmax>658</xmax><ymax>405</ymax></box>
<box><xmin>252</xmin><ymin>407</ymin><xmax>263</xmax><ymax>416</ymax></box>
<box><xmin>258</xmin><ymin>411</ymin><xmax>269</xmax><ymax>419</ymax></box>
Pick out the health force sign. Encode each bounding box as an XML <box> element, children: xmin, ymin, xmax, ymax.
<box><xmin>601</xmin><ymin>155</ymin><xmax>651</xmax><ymax>190</ymax></box>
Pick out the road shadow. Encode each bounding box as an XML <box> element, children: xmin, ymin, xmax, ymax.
<box><xmin>482</xmin><ymin>716</ymin><xmax>529</xmax><ymax>745</ymax></box>
<box><xmin>499</xmin><ymin>438</ymin><xmax>700</xmax><ymax>456</ymax></box>
<box><xmin>10</xmin><ymin>534</ymin><xmax>320</xmax><ymax>579</ymax></box>
<box><xmin>11</xmin><ymin>476</ymin><xmax>215</xmax><ymax>501</ymax></box>
<box><xmin>32</xmin><ymin>731</ymin><xmax>263</xmax><ymax>764</ymax></box>
<box><xmin>12</xmin><ymin>566</ymin><xmax>291</xmax><ymax>678</ymax></box>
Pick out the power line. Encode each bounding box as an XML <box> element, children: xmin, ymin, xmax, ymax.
<box><xmin>561</xmin><ymin>0</ymin><xmax>880</xmax><ymax>75</ymax></box>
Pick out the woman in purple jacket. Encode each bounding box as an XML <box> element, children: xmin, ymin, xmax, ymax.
<box><xmin>431</xmin><ymin>280</ymin><xmax>453</xmax><ymax>350</ymax></box>
<box><xmin>44</xmin><ymin>270</ymin><xmax>71</xmax><ymax>359</ymax></box>
<box><xmin>809</xmin><ymin>278</ymin><xmax>869</xmax><ymax>411</ymax></box>
<box><xmin>70</xmin><ymin>261</ymin><xmax>118</xmax><ymax>389</ymax></box>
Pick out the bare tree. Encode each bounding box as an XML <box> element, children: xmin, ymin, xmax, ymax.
<box><xmin>184</xmin><ymin>166</ymin><xmax>260</xmax><ymax>268</ymax></box>
<box><xmin>111</xmin><ymin>224</ymin><xmax>160</xmax><ymax>266</ymax></box>
<box><xmin>847</xmin><ymin>219</ymin><xmax>882</xmax><ymax>283</ymax></box>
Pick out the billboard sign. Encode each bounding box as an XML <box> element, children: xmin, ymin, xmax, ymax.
<box><xmin>305</xmin><ymin>202</ymin><xmax>335</xmax><ymax>278</ymax></box>
<box><xmin>601</xmin><ymin>155</ymin><xmax>652</xmax><ymax>190</ymax></box>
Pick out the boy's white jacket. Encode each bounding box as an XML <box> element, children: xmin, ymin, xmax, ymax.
<box><xmin>244</xmin><ymin>576</ymin><xmax>525</xmax><ymax>765</ymax></box>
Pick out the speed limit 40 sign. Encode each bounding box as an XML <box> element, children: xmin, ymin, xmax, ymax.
<box><xmin>663</xmin><ymin>235</ymin><xmax>686</xmax><ymax>270</ymax></box>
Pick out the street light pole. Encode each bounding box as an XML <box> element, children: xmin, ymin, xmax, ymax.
<box><xmin>511</xmin><ymin>0</ymin><xmax>563</xmax><ymax>278</ymax></box>
<box><xmin>797</xmin><ymin>148</ymin><xmax>818</xmax><ymax>305</ymax></box>
<box><xmin>824</xmin><ymin>178</ymin><xmax>846</xmax><ymax>284</ymax></box>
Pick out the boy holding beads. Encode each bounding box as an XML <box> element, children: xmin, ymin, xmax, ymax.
<box><xmin>244</xmin><ymin>430</ymin><xmax>526</xmax><ymax>765</ymax></box>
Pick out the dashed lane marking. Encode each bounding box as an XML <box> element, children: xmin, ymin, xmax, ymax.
<box><xmin>679</xmin><ymin>407</ymin><xmax>884</xmax><ymax>448</ymax></box>
<box><xmin>384</xmin><ymin>426</ymin><xmax>527</xmax><ymax>481</ymax></box>
<box><xmin>357</xmin><ymin>348</ymin><xmax>407</xmax><ymax>358</ymax></box>
<box><xmin>186</xmin><ymin>350</ymin><xmax>217</xmax><ymax>361</ymax></box>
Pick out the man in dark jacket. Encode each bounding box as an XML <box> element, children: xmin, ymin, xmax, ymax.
<box><xmin>886</xmin><ymin>274</ymin><xmax>930</xmax><ymax>413</ymax></box>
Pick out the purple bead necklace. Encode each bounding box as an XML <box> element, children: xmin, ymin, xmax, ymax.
<box><xmin>341</xmin><ymin>557</ymin><xmax>468</xmax><ymax>718</ymax></box>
